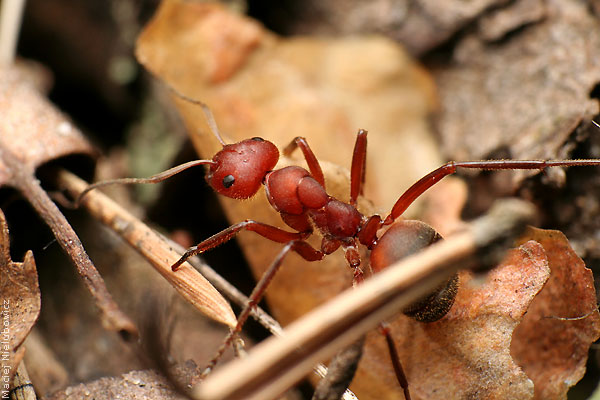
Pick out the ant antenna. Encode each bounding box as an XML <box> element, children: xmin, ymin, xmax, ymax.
<box><xmin>165</xmin><ymin>85</ymin><xmax>227</xmax><ymax>146</ymax></box>
<box><xmin>75</xmin><ymin>159</ymin><xmax>215</xmax><ymax>207</ymax></box>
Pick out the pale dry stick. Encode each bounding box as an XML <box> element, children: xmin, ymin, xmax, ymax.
<box><xmin>11</xmin><ymin>362</ymin><xmax>36</xmax><ymax>400</ymax></box>
<box><xmin>63</xmin><ymin>169</ymin><xmax>357</xmax><ymax>399</ymax></box>
<box><xmin>56</xmin><ymin>169</ymin><xmax>237</xmax><ymax>328</ymax></box>
<box><xmin>171</xmin><ymin>244</ymin><xmax>283</xmax><ymax>336</ymax></box>
<box><xmin>0</xmin><ymin>0</ymin><xmax>26</xmax><ymax>66</ymax></box>
<box><xmin>193</xmin><ymin>199</ymin><xmax>536</xmax><ymax>400</ymax></box>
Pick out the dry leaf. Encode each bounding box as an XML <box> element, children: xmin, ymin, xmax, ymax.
<box><xmin>0</xmin><ymin>64</ymin><xmax>95</xmax><ymax>182</ymax></box>
<box><xmin>136</xmin><ymin>0</ymin><xmax>440</xmax><ymax>215</ymax></box>
<box><xmin>0</xmin><ymin>208</ymin><xmax>40</xmax><ymax>383</ymax></box>
<box><xmin>514</xmin><ymin>227</ymin><xmax>600</xmax><ymax>400</ymax></box>
<box><xmin>431</xmin><ymin>0</ymin><xmax>600</xmax><ymax>280</ymax></box>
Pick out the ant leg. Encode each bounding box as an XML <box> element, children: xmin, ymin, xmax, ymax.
<box><xmin>199</xmin><ymin>240</ymin><xmax>324</xmax><ymax>379</ymax></box>
<box><xmin>343</xmin><ymin>243</ymin><xmax>365</xmax><ymax>287</ymax></box>
<box><xmin>350</xmin><ymin>129</ymin><xmax>368</xmax><ymax>206</ymax></box>
<box><xmin>282</xmin><ymin>137</ymin><xmax>326</xmax><ymax>187</ymax></box>
<box><xmin>379</xmin><ymin>323</ymin><xmax>411</xmax><ymax>400</ymax></box>
<box><xmin>384</xmin><ymin>159</ymin><xmax>600</xmax><ymax>225</ymax></box>
<box><xmin>172</xmin><ymin>220</ymin><xmax>314</xmax><ymax>270</ymax></box>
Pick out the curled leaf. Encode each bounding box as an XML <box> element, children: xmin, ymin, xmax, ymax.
<box><xmin>0</xmin><ymin>208</ymin><xmax>41</xmax><ymax>382</ymax></box>
<box><xmin>351</xmin><ymin>229</ymin><xmax>600</xmax><ymax>400</ymax></box>
<box><xmin>514</xmin><ymin>227</ymin><xmax>600</xmax><ymax>399</ymax></box>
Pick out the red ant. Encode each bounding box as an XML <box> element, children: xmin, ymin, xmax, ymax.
<box><xmin>79</xmin><ymin>102</ymin><xmax>600</xmax><ymax>399</ymax></box>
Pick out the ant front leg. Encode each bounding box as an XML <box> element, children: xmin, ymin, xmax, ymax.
<box><xmin>171</xmin><ymin>220</ymin><xmax>318</xmax><ymax>270</ymax></box>
<box><xmin>384</xmin><ymin>158</ymin><xmax>600</xmax><ymax>225</ymax></box>
<box><xmin>200</xmin><ymin>240</ymin><xmax>324</xmax><ymax>378</ymax></box>
<box><xmin>350</xmin><ymin>129</ymin><xmax>368</xmax><ymax>206</ymax></box>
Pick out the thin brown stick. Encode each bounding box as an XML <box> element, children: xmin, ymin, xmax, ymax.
<box><xmin>7</xmin><ymin>164</ymin><xmax>137</xmax><ymax>337</ymax></box>
<box><xmin>56</xmin><ymin>169</ymin><xmax>237</xmax><ymax>328</ymax></box>
<box><xmin>192</xmin><ymin>199</ymin><xmax>536</xmax><ymax>400</ymax></box>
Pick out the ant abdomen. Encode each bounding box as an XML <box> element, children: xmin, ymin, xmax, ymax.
<box><xmin>403</xmin><ymin>274</ymin><xmax>459</xmax><ymax>322</ymax></box>
<box><xmin>370</xmin><ymin>220</ymin><xmax>459</xmax><ymax>322</ymax></box>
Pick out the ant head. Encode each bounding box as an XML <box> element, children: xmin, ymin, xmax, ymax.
<box><xmin>207</xmin><ymin>137</ymin><xmax>279</xmax><ymax>199</ymax></box>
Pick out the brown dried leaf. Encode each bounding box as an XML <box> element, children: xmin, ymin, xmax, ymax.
<box><xmin>0</xmin><ymin>208</ymin><xmax>41</xmax><ymax>382</ymax></box>
<box><xmin>349</xmin><ymin>229</ymin><xmax>599</xmax><ymax>400</ymax></box>
<box><xmin>514</xmin><ymin>227</ymin><xmax>600</xmax><ymax>400</ymax></box>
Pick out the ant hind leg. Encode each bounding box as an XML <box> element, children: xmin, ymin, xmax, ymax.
<box><xmin>379</xmin><ymin>322</ymin><xmax>411</xmax><ymax>400</ymax></box>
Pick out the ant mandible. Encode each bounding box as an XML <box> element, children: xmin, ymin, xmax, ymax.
<box><xmin>79</xmin><ymin>100</ymin><xmax>600</xmax><ymax>400</ymax></box>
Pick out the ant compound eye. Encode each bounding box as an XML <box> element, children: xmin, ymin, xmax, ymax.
<box><xmin>250</xmin><ymin>137</ymin><xmax>265</xmax><ymax>141</ymax></box>
<box><xmin>222</xmin><ymin>174</ymin><xmax>235</xmax><ymax>188</ymax></box>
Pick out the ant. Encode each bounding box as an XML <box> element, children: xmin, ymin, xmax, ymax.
<box><xmin>79</xmin><ymin>99</ymin><xmax>600</xmax><ymax>399</ymax></box>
